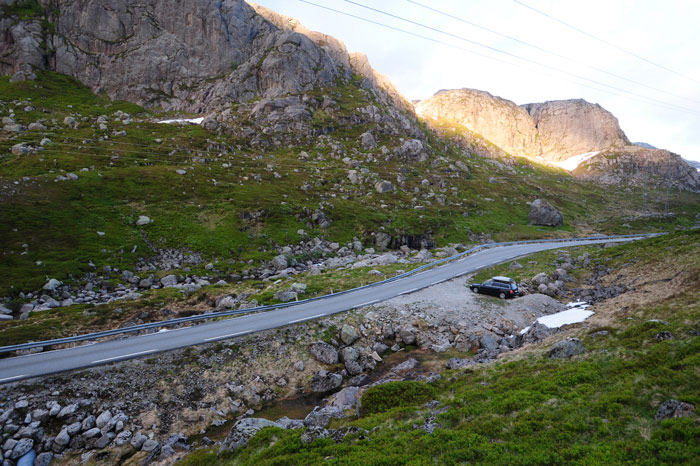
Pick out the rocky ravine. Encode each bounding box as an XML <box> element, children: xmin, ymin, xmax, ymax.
<box><xmin>416</xmin><ymin>89</ymin><xmax>700</xmax><ymax>191</ymax></box>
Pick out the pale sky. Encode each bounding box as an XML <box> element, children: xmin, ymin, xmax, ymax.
<box><xmin>251</xmin><ymin>0</ymin><xmax>700</xmax><ymax>162</ymax></box>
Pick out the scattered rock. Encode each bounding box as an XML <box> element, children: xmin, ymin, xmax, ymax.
<box><xmin>654</xmin><ymin>400</ymin><xmax>695</xmax><ymax>420</ymax></box>
<box><xmin>374</xmin><ymin>180</ymin><xmax>394</xmax><ymax>193</ymax></box>
<box><xmin>135</xmin><ymin>216</ymin><xmax>152</xmax><ymax>226</ymax></box>
<box><xmin>548</xmin><ymin>338</ymin><xmax>585</xmax><ymax>358</ymax></box>
<box><xmin>340</xmin><ymin>324</ymin><xmax>359</xmax><ymax>345</ymax></box>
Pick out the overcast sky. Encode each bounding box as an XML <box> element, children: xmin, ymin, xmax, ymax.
<box><xmin>252</xmin><ymin>0</ymin><xmax>700</xmax><ymax>162</ymax></box>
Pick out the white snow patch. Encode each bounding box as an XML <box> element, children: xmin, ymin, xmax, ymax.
<box><xmin>552</xmin><ymin>151</ymin><xmax>601</xmax><ymax>171</ymax></box>
<box><xmin>520</xmin><ymin>301</ymin><xmax>593</xmax><ymax>334</ymax></box>
<box><xmin>158</xmin><ymin>117</ymin><xmax>204</xmax><ymax>125</ymax></box>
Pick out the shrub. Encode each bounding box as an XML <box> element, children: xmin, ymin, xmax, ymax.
<box><xmin>360</xmin><ymin>381</ymin><xmax>435</xmax><ymax>415</ymax></box>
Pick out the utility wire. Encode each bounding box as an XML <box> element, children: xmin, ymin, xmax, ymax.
<box><xmin>406</xmin><ymin>0</ymin><xmax>700</xmax><ymax>106</ymax></box>
<box><xmin>512</xmin><ymin>0</ymin><xmax>700</xmax><ymax>86</ymax></box>
<box><xmin>337</xmin><ymin>0</ymin><xmax>700</xmax><ymax>116</ymax></box>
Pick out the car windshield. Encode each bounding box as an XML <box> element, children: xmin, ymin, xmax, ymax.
<box><xmin>484</xmin><ymin>280</ymin><xmax>493</xmax><ymax>285</ymax></box>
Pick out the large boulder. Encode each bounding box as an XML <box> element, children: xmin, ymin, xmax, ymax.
<box><xmin>221</xmin><ymin>418</ymin><xmax>282</xmax><ymax>452</ymax></box>
<box><xmin>654</xmin><ymin>400</ymin><xmax>695</xmax><ymax>420</ymax></box>
<box><xmin>528</xmin><ymin>199</ymin><xmax>563</xmax><ymax>226</ymax></box>
<box><xmin>309</xmin><ymin>342</ymin><xmax>338</xmax><ymax>364</ymax></box>
<box><xmin>548</xmin><ymin>338</ymin><xmax>585</xmax><ymax>358</ymax></box>
<box><xmin>309</xmin><ymin>370</ymin><xmax>343</xmax><ymax>393</ymax></box>
<box><xmin>340</xmin><ymin>324</ymin><xmax>359</xmax><ymax>345</ymax></box>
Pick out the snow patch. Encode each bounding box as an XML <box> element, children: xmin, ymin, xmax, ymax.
<box><xmin>551</xmin><ymin>151</ymin><xmax>601</xmax><ymax>171</ymax></box>
<box><xmin>158</xmin><ymin>117</ymin><xmax>204</xmax><ymax>125</ymax></box>
<box><xmin>520</xmin><ymin>301</ymin><xmax>593</xmax><ymax>334</ymax></box>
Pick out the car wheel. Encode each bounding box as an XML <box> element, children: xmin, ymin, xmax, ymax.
<box><xmin>499</xmin><ymin>292</ymin><xmax>506</xmax><ymax>299</ymax></box>
<box><xmin>472</xmin><ymin>287</ymin><xmax>478</xmax><ymax>293</ymax></box>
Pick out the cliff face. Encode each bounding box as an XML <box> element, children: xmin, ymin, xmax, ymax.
<box><xmin>416</xmin><ymin>89</ymin><xmax>629</xmax><ymax>161</ymax></box>
<box><xmin>414</xmin><ymin>89</ymin><xmax>537</xmax><ymax>158</ymax></box>
<box><xmin>416</xmin><ymin>88</ymin><xmax>700</xmax><ymax>191</ymax></box>
<box><xmin>523</xmin><ymin>99</ymin><xmax>630</xmax><ymax>161</ymax></box>
<box><xmin>0</xmin><ymin>0</ymin><xmax>406</xmax><ymax>112</ymax></box>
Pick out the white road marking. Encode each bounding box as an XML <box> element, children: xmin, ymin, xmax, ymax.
<box><xmin>403</xmin><ymin>288</ymin><xmax>419</xmax><ymax>294</ymax></box>
<box><xmin>354</xmin><ymin>300</ymin><xmax>379</xmax><ymax>308</ymax></box>
<box><xmin>289</xmin><ymin>313</ymin><xmax>326</xmax><ymax>324</ymax></box>
<box><xmin>0</xmin><ymin>374</ymin><xmax>28</xmax><ymax>382</ymax></box>
<box><xmin>204</xmin><ymin>331</ymin><xmax>249</xmax><ymax>342</ymax></box>
<box><xmin>91</xmin><ymin>349</ymin><xmax>156</xmax><ymax>364</ymax></box>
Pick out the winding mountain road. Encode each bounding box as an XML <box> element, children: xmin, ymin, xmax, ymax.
<box><xmin>0</xmin><ymin>236</ymin><xmax>649</xmax><ymax>384</ymax></box>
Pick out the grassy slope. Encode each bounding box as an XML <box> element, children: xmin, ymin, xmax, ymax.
<box><xmin>1</xmin><ymin>71</ymin><xmax>698</xmax><ymax>336</ymax></box>
<box><xmin>179</xmin><ymin>231</ymin><xmax>700</xmax><ymax>465</ymax></box>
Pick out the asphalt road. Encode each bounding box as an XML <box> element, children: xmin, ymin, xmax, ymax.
<box><xmin>0</xmin><ymin>237</ymin><xmax>645</xmax><ymax>384</ymax></box>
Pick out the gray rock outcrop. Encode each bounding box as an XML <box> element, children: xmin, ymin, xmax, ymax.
<box><xmin>309</xmin><ymin>370</ymin><xmax>343</xmax><ymax>393</ymax></box>
<box><xmin>221</xmin><ymin>418</ymin><xmax>282</xmax><ymax>452</ymax></box>
<box><xmin>548</xmin><ymin>338</ymin><xmax>586</xmax><ymax>358</ymax></box>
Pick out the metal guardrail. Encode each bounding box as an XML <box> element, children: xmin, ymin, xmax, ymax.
<box><xmin>0</xmin><ymin>233</ymin><xmax>660</xmax><ymax>354</ymax></box>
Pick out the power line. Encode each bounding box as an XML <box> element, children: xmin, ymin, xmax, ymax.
<box><xmin>512</xmin><ymin>0</ymin><xmax>700</xmax><ymax>86</ymax></box>
<box><xmin>406</xmin><ymin>0</ymin><xmax>700</xmax><ymax>107</ymax></box>
<box><xmin>336</xmin><ymin>0</ymin><xmax>700</xmax><ymax>116</ymax></box>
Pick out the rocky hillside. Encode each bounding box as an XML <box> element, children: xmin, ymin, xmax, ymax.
<box><xmin>0</xmin><ymin>0</ymin><xmax>407</xmax><ymax>114</ymax></box>
<box><xmin>416</xmin><ymin>89</ymin><xmax>700</xmax><ymax>191</ymax></box>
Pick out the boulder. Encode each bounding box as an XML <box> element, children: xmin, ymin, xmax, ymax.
<box><xmin>274</xmin><ymin>290</ymin><xmax>297</xmax><ymax>302</ymax></box>
<box><xmin>130</xmin><ymin>432</ymin><xmax>147</xmax><ymax>450</ymax></box>
<box><xmin>34</xmin><ymin>452</ymin><xmax>53</xmax><ymax>466</ymax></box>
<box><xmin>374</xmin><ymin>180</ymin><xmax>394</xmax><ymax>193</ymax></box>
<box><xmin>304</xmin><ymin>406</ymin><xmax>344</xmax><ymax>428</ymax></box>
<box><xmin>135</xmin><ymin>215</ymin><xmax>151</xmax><ymax>226</ymax></box>
<box><xmin>654</xmin><ymin>400</ymin><xmax>695</xmax><ymax>420</ymax></box>
<box><xmin>340</xmin><ymin>324</ymin><xmax>359</xmax><ymax>345</ymax></box>
<box><xmin>528</xmin><ymin>199</ymin><xmax>563</xmax><ymax>227</ymax></box>
<box><xmin>95</xmin><ymin>410</ymin><xmax>112</xmax><ymax>429</ymax></box>
<box><xmin>309</xmin><ymin>370</ymin><xmax>343</xmax><ymax>393</ymax></box>
<box><xmin>221</xmin><ymin>418</ymin><xmax>282</xmax><ymax>452</ymax></box>
<box><xmin>10</xmin><ymin>438</ymin><xmax>33</xmax><ymax>460</ymax></box>
<box><xmin>339</xmin><ymin>346</ymin><xmax>359</xmax><ymax>363</ymax></box>
<box><xmin>309</xmin><ymin>342</ymin><xmax>338</xmax><ymax>364</ymax></box>
<box><xmin>548</xmin><ymin>338</ymin><xmax>585</xmax><ymax>358</ymax></box>
<box><xmin>42</xmin><ymin>278</ymin><xmax>62</xmax><ymax>292</ymax></box>
<box><xmin>375</xmin><ymin>232</ymin><xmax>392</xmax><ymax>250</ymax></box>
<box><xmin>54</xmin><ymin>429</ymin><xmax>70</xmax><ymax>446</ymax></box>
<box><xmin>271</xmin><ymin>255</ymin><xmax>288</xmax><ymax>271</ymax></box>
<box><xmin>359</xmin><ymin>131</ymin><xmax>377</xmax><ymax>150</ymax></box>
<box><xmin>160</xmin><ymin>275</ymin><xmax>178</xmax><ymax>287</ymax></box>
<box><xmin>446</xmin><ymin>358</ymin><xmax>475</xmax><ymax>370</ymax></box>
<box><xmin>398</xmin><ymin>328</ymin><xmax>416</xmax><ymax>345</ymax></box>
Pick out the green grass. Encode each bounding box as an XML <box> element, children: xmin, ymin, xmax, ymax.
<box><xmin>176</xmin><ymin>232</ymin><xmax>700</xmax><ymax>465</ymax></box>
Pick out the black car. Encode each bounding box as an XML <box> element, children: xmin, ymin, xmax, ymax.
<box><xmin>470</xmin><ymin>276</ymin><xmax>519</xmax><ymax>299</ymax></box>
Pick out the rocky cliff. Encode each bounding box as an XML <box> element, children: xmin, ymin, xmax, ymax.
<box><xmin>416</xmin><ymin>88</ymin><xmax>700</xmax><ymax>191</ymax></box>
<box><xmin>523</xmin><ymin>99</ymin><xmax>630</xmax><ymax>161</ymax></box>
<box><xmin>0</xmin><ymin>0</ymin><xmax>408</xmax><ymax>113</ymax></box>
<box><xmin>415</xmin><ymin>88</ymin><xmax>537</xmax><ymax>158</ymax></box>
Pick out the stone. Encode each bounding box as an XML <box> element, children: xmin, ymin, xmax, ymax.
<box><xmin>309</xmin><ymin>370</ymin><xmax>343</xmax><ymax>393</ymax></box>
<box><xmin>375</xmin><ymin>232</ymin><xmax>392</xmax><ymax>250</ymax></box>
<box><xmin>160</xmin><ymin>275</ymin><xmax>178</xmax><ymax>287</ymax></box>
<box><xmin>329</xmin><ymin>386</ymin><xmax>360</xmax><ymax>411</ymax></box>
<box><xmin>393</xmin><ymin>139</ymin><xmax>429</xmax><ymax>161</ymax></box>
<box><xmin>95</xmin><ymin>410</ymin><xmax>112</xmax><ymax>429</ymax></box>
<box><xmin>340</xmin><ymin>324</ymin><xmax>359</xmax><ymax>345</ymax></box>
<box><xmin>175</xmin><ymin>169</ymin><xmax>187</xmax><ymax>175</ymax></box>
<box><xmin>308</xmin><ymin>342</ymin><xmax>338</xmax><ymax>364</ymax></box>
<box><xmin>528</xmin><ymin>199</ymin><xmax>564</xmax><ymax>227</ymax></box>
<box><xmin>300</xmin><ymin>426</ymin><xmax>329</xmax><ymax>445</ymax></box>
<box><xmin>34</xmin><ymin>452</ymin><xmax>53</xmax><ymax>466</ymax></box>
<box><xmin>11</xmin><ymin>143</ymin><xmax>31</xmax><ymax>156</ymax></box>
<box><xmin>274</xmin><ymin>290</ymin><xmax>297</xmax><ymax>302</ymax></box>
<box><xmin>479</xmin><ymin>333</ymin><xmax>499</xmax><ymax>351</ymax></box>
<box><xmin>294</xmin><ymin>360</ymin><xmax>304</xmax><ymax>371</ymax></box>
<box><xmin>398</xmin><ymin>328</ymin><xmax>416</xmax><ymax>345</ymax></box>
<box><xmin>139</xmin><ymin>439</ymin><xmax>159</xmax><ymax>453</ymax></box>
<box><xmin>304</xmin><ymin>406</ymin><xmax>343</xmax><ymax>428</ymax></box>
<box><xmin>359</xmin><ymin>131</ymin><xmax>377</xmax><ymax>149</ymax></box>
<box><xmin>509</xmin><ymin>261</ymin><xmax>523</xmax><ymax>270</ymax></box>
<box><xmin>374</xmin><ymin>180</ymin><xmax>394</xmax><ymax>193</ymax></box>
<box><xmin>276</xmin><ymin>417</ymin><xmax>304</xmax><ymax>430</ymax></box>
<box><xmin>42</xmin><ymin>279</ymin><xmax>61</xmax><ymax>292</ymax></box>
<box><xmin>130</xmin><ymin>433</ymin><xmax>147</xmax><ymax>450</ymax></box>
<box><xmin>95</xmin><ymin>434</ymin><xmax>112</xmax><ymax>449</ymax></box>
<box><xmin>373</xmin><ymin>342</ymin><xmax>389</xmax><ymax>354</ymax></box>
<box><xmin>54</xmin><ymin>430</ymin><xmax>70</xmax><ymax>446</ymax></box>
<box><xmin>532</xmin><ymin>273</ymin><xmax>549</xmax><ymax>285</ymax></box>
<box><xmin>654</xmin><ymin>400</ymin><xmax>695</xmax><ymax>420</ymax></box>
<box><xmin>220</xmin><ymin>418</ymin><xmax>282</xmax><ymax>452</ymax></box>
<box><xmin>548</xmin><ymin>338</ymin><xmax>586</xmax><ymax>358</ymax></box>
<box><xmin>63</xmin><ymin>116</ymin><xmax>76</xmax><ymax>127</ymax></box>
<box><xmin>135</xmin><ymin>216</ymin><xmax>151</xmax><ymax>226</ymax></box>
<box><xmin>82</xmin><ymin>427</ymin><xmax>101</xmax><ymax>439</ymax></box>
<box><xmin>66</xmin><ymin>421</ymin><xmax>82</xmax><ymax>435</ymax></box>
<box><xmin>10</xmin><ymin>438</ymin><xmax>33</xmax><ymax>460</ymax></box>
<box><xmin>215</xmin><ymin>295</ymin><xmax>237</xmax><ymax>310</ymax></box>
<box><xmin>393</xmin><ymin>358</ymin><xmax>417</xmax><ymax>372</ymax></box>
<box><xmin>271</xmin><ymin>255</ymin><xmax>288</xmax><ymax>271</ymax></box>
<box><xmin>446</xmin><ymin>357</ymin><xmax>475</xmax><ymax>370</ymax></box>
<box><xmin>339</xmin><ymin>346</ymin><xmax>359</xmax><ymax>363</ymax></box>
